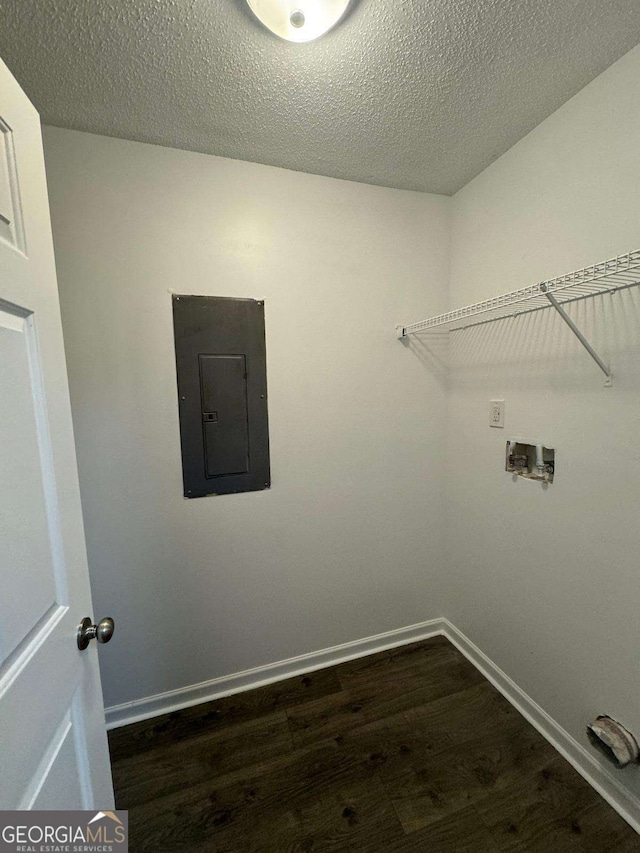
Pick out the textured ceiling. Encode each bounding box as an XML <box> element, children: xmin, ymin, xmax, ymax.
<box><xmin>1</xmin><ymin>0</ymin><xmax>640</xmax><ymax>194</ymax></box>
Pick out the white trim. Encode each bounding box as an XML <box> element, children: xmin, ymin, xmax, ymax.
<box><xmin>441</xmin><ymin>619</ymin><xmax>640</xmax><ymax>835</ymax></box>
<box><xmin>104</xmin><ymin>618</ymin><xmax>445</xmax><ymax>730</ymax></box>
<box><xmin>104</xmin><ymin>616</ymin><xmax>640</xmax><ymax>835</ymax></box>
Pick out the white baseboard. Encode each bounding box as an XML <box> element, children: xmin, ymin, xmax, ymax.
<box><xmin>104</xmin><ymin>615</ymin><xmax>640</xmax><ymax>835</ymax></box>
<box><xmin>441</xmin><ymin>618</ymin><xmax>640</xmax><ymax>835</ymax></box>
<box><xmin>104</xmin><ymin>617</ymin><xmax>445</xmax><ymax>729</ymax></box>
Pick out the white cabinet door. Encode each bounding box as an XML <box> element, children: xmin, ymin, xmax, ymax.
<box><xmin>0</xmin><ymin>56</ymin><xmax>114</xmax><ymax>810</ymax></box>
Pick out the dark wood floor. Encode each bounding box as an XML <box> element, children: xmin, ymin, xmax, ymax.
<box><xmin>109</xmin><ymin>636</ymin><xmax>640</xmax><ymax>852</ymax></box>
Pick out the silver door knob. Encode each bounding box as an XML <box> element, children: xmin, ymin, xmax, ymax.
<box><xmin>77</xmin><ymin>616</ymin><xmax>115</xmax><ymax>650</ymax></box>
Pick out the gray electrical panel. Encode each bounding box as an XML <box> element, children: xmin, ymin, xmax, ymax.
<box><xmin>172</xmin><ymin>295</ymin><xmax>270</xmax><ymax>497</ymax></box>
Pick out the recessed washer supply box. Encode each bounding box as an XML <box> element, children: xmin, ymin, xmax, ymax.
<box><xmin>506</xmin><ymin>441</ymin><xmax>554</xmax><ymax>483</ymax></box>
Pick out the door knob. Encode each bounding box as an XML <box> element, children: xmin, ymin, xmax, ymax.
<box><xmin>77</xmin><ymin>616</ymin><xmax>115</xmax><ymax>650</ymax></box>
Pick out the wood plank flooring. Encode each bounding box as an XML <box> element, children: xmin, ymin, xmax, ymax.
<box><xmin>108</xmin><ymin>636</ymin><xmax>640</xmax><ymax>852</ymax></box>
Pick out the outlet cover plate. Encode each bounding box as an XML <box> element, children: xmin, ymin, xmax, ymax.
<box><xmin>490</xmin><ymin>399</ymin><xmax>505</xmax><ymax>428</ymax></box>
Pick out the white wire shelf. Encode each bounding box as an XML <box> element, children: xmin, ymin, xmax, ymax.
<box><xmin>397</xmin><ymin>250</ymin><xmax>640</xmax><ymax>337</ymax></box>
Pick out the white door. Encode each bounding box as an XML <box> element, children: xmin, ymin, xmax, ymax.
<box><xmin>0</xmin><ymin>58</ymin><xmax>114</xmax><ymax>809</ymax></box>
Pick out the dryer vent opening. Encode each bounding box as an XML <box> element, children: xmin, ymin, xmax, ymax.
<box><xmin>587</xmin><ymin>716</ymin><xmax>640</xmax><ymax>768</ymax></box>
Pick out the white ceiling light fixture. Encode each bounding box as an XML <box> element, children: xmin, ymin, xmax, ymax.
<box><xmin>246</xmin><ymin>0</ymin><xmax>351</xmax><ymax>43</ymax></box>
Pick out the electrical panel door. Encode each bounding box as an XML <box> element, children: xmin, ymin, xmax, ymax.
<box><xmin>173</xmin><ymin>295</ymin><xmax>270</xmax><ymax>497</ymax></box>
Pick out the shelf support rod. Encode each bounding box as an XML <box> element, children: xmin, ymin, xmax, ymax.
<box><xmin>540</xmin><ymin>284</ymin><xmax>612</xmax><ymax>387</ymax></box>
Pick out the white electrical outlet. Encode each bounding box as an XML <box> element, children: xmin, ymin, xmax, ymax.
<box><xmin>490</xmin><ymin>399</ymin><xmax>505</xmax><ymax>428</ymax></box>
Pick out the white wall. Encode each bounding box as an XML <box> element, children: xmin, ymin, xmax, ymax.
<box><xmin>446</xmin><ymin>44</ymin><xmax>640</xmax><ymax>798</ymax></box>
<box><xmin>42</xmin><ymin>128</ymin><xmax>450</xmax><ymax>709</ymax></box>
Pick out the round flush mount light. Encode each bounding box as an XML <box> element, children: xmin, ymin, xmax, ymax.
<box><xmin>246</xmin><ymin>0</ymin><xmax>351</xmax><ymax>43</ymax></box>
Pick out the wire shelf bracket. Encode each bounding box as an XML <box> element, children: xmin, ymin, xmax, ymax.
<box><xmin>396</xmin><ymin>250</ymin><xmax>640</xmax><ymax>387</ymax></box>
<box><xmin>540</xmin><ymin>285</ymin><xmax>612</xmax><ymax>387</ymax></box>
